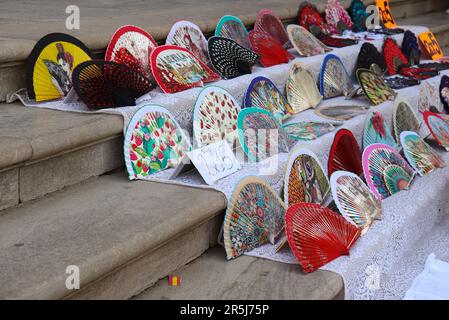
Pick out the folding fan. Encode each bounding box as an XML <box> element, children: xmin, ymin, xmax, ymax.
<box><xmin>418</xmin><ymin>81</ymin><xmax>444</xmax><ymax>113</ymax></box>
<box><xmin>315</xmin><ymin>104</ymin><xmax>369</xmax><ymax>121</ymax></box>
<box><xmin>400</xmin><ymin>131</ymin><xmax>445</xmax><ymax>176</ymax></box>
<box><xmin>348</xmin><ymin>0</ymin><xmax>368</xmax><ymax>32</ymax></box>
<box><xmin>26</xmin><ymin>33</ymin><xmax>94</xmax><ymax>102</ymax></box>
<box><xmin>237</xmin><ymin>108</ymin><xmax>289</xmax><ymax>162</ymax></box>
<box><xmin>286</xmin><ymin>25</ymin><xmax>329</xmax><ymax>57</ymax></box>
<box><xmin>423</xmin><ymin>112</ymin><xmax>449</xmax><ymax>151</ymax></box>
<box><xmin>244</xmin><ymin>76</ymin><xmax>293</xmax><ymax>120</ymax></box>
<box><xmin>285</xmin><ymin>203</ymin><xmax>360</xmax><ymax>273</ymax></box>
<box><xmin>356</xmin><ymin>43</ymin><xmax>386</xmax><ymax>73</ymax></box>
<box><xmin>105</xmin><ymin>25</ymin><xmax>157</xmax><ymax>80</ymax></box>
<box><xmin>362</xmin><ymin>143</ymin><xmax>415</xmax><ymax>199</ymax></box>
<box><xmin>254</xmin><ymin>9</ymin><xmax>291</xmax><ymax>49</ymax></box>
<box><xmin>165</xmin><ymin>21</ymin><xmax>212</xmax><ymax>68</ymax></box>
<box><xmin>392</xmin><ymin>95</ymin><xmax>421</xmax><ymax>143</ymax></box>
<box><xmin>285</xmin><ymin>62</ymin><xmax>323</xmax><ymax>114</ymax></box>
<box><xmin>319</xmin><ymin>54</ymin><xmax>352</xmax><ymax>99</ymax></box>
<box><xmin>150</xmin><ymin>45</ymin><xmax>220</xmax><ymax>93</ymax></box>
<box><xmin>282</xmin><ymin>121</ymin><xmax>338</xmax><ymax>141</ymax></box>
<box><xmin>192</xmin><ymin>86</ymin><xmax>240</xmax><ymax>148</ymax></box>
<box><xmin>248</xmin><ymin>30</ymin><xmax>293</xmax><ymax>67</ymax></box>
<box><xmin>384</xmin><ymin>76</ymin><xmax>420</xmax><ymax>90</ymax></box>
<box><xmin>356</xmin><ymin>69</ymin><xmax>396</xmax><ymax>105</ymax></box>
<box><xmin>419</xmin><ymin>62</ymin><xmax>449</xmax><ymax>72</ymax></box>
<box><xmin>72</xmin><ymin>60</ymin><xmax>154</xmax><ymax>109</ymax></box>
<box><xmin>215</xmin><ymin>15</ymin><xmax>251</xmax><ymax>49</ymax></box>
<box><xmin>208</xmin><ymin>36</ymin><xmax>259</xmax><ymax>79</ymax></box>
<box><xmin>224</xmin><ymin>176</ymin><xmax>286</xmax><ymax>259</ymax></box>
<box><xmin>363</xmin><ymin>111</ymin><xmax>397</xmax><ymax>150</ymax></box>
<box><xmin>283</xmin><ymin>148</ymin><xmax>330</xmax><ymax>207</ymax></box>
<box><xmin>124</xmin><ymin>105</ymin><xmax>191</xmax><ymax>179</ymax></box>
<box><xmin>298</xmin><ymin>1</ymin><xmax>329</xmax><ymax>35</ymax></box>
<box><xmin>328</xmin><ymin>129</ymin><xmax>363</xmax><ymax>177</ymax></box>
<box><xmin>325</xmin><ymin>0</ymin><xmax>354</xmax><ymax>35</ymax></box>
<box><xmin>401</xmin><ymin>30</ymin><xmax>421</xmax><ymax>66</ymax></box>
<box><xmin>310</xmin><ymin>26</ymin><xmax>358</xmax><ymax>48</ymax></box>
<box><xmin>331</xmin><ymin>171</ymin><xmax>382</xmax><ymax>234</ymax></box>
<box><xmin>399</xmin><ymin>66</ymin><xmax>439</xmax><ymax>80</ymax></box>
<box><xmin>440</xmin><ymin>75</ymin><xmax>449</xmax><ymax>112</ymax></box>
<box><xmin>383</xmin><ymin>37</ymin><xmax>408</xmax><ymax>76</ymax></box>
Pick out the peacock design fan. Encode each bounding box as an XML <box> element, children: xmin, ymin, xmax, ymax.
<box><xmin>287</xmin><ymin>25</ymin><xmax>330</xmax><ymax>57</ymax></box>
<box><xmin>215</xmin><ymin>15</ymin><xmax>251</xmax><ymax>49</ymax></box>
<box><xmin>192</xmin><ymin>86</ymin><xmax>240</xmax><ymax>148</ymax></box>
<box><xmin>124</xmin><ymin>105</ymin><xmax>191</xmax><ymax>179</ymax></box>
<box><xmin>282</xmin><ymin>121</ymin><xmax>338</xmax><ymax>141</ymax></box>
<box><xmin>418</xmin><ymin>81</ymin><xmax>444</xmax><ymax>113</ymax></box>
<box><xmin>363</xmin><ymin>111</ymin><xmax>397</xmax><ymax>150</ymax></box>
<box><xmin>400</xmin><ymin>131</ymin><xmax>445</xmax><ymax>176</ymax></box>
<box><xmin>331</xmin><ymin>171</ymin><xmax>382</xmax><ymax>235</ymax></box>
<box><xmin>105</xmin><ymin>25</ymin><xmax>157</xmax><ymax>80</ymax></box>
<box><xmin>224</xmin><ymin>176</ymin><xmax>286</xmax><ymax>259</ymax></box>
<box><xmin>26</xmin><ymin>33</ymin><xmax>94</xmax><ymax>102</ymax></box>
<box><xmin>319</xmin><ymin>54</ymin><xmax>353</xmax><ymax>99</ymax></box>
<box><xmin>285</xmin><ymin>62</ymin><xmax>323</xmax><ymax>114</ymax></box>
<box><xmin>328</xmin><ymin>128</ymin><xmax>363</xmax><ymax>177</ymax></box>
<box><xmin>362</xmin><ymin>143</ymin><xmax>415</xmax><ymax>199</ymax></box>
<box><xmin>315</xmin><ymin>104</ymin><xmax>369</xmax><ymax>121</ymax></box>
<box><xmin>392</xmin><ymin>95</ymin><xmax>421</xmax><ymax>143</ymax></box>
<box><xmin>254</xmin><ymin>9</ymin><xmax>291</xmax><ymax>48</ymax></box>
<box><xmin>356</xmin><ymin>69</ymin><xmax>396</xmax><ymax>105</ymax></box>
<box><xmin>285</xmin><ymin>203</ymin><xmax>361</xmax><ymax>273</ymax></box>
<box><xmin>423</xmin><ymin>112</ymin><xmax>449</xmax><ymax>151</ymax></box>
<box><xmin>284</xmin><ymin>148</ymin><xmax>330</xmax><ymax>207</ymax></box>
<box><xmin>248</xmin><ymin>30</ymin><xmax>293</xmax><ymax>67</ymax></box>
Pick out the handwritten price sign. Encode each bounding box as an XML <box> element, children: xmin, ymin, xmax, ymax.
<box><xmin>419</xmin><ymin>31</ymin><xmax>444</xmax><ymax>61</ymax></box>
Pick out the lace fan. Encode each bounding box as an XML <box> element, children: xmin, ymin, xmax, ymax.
<box><xmin>383</xmin><ymin>37</ymin><xmax>408</xmax><ymax>76</ymax></box>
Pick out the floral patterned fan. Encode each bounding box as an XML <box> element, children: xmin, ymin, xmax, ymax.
<box><xmin>363</xmin><ymin>111</ymin><xmax>397</xmax><ymax>150</ymax></box>
<box><xmin>328</xmin><ymin>128</ymin><xmax>363</xmax><ymax>177</ymax></box>
<box><xmin>325</xmin><ymin>0</ymin><xmax>354</xmax><ymax>34</ymax></box>
<box><xmin>208</xmin><ymin>36</ymin><xmax>259</xmax><ymax>79</ymax></box>
<box><xmin>165</xmin><ymin>21</ymin><xmax>212</xmax><ymax>68</ymax></box>
<box><xmin>362</xmin><ymin>143</ymin><xmax>415</xmax><ymax>199</ymax></box>
<box><xmin>192</xmin><ymin>86</ymin><xmax>240</xmax><ymax>148</ymax></box>
<box><xmin>423</xmin><ymin>111</ymin><xmax>449</xmax><ymax>151</ymax></box>
<box><xmin>285</xmin><ymin>203</ymin><xmax>360</xmax><ymax>273</ymax></box>
<box><xmin>349</xmin><ymin>0</ymin><xmax>368</xmax><ymax>32</ymax></box>
<box><xmin>248</xmin><ymin>30</ymin><xmax>293</xmax><ymax>67</ymax></box>
<box><xmin>284</xmin><ymin>148</ymin><xmax>330</xmax><ymax>207</ymax></box>
<box><xmin>254</xmin><ymin>9</ymin><xmax>291</xmax><ymax>48</ymax></box>
<box><xmin>237</xmin><ymin>108</ymin><xmax>289</xmax><ymax>162</ymax></box>
<box><xmin>286</xmin><ymin>25</ymin><xmax>330</xmax><ymax>57</ymax></box>
<box><xmin>244</xmin><ymin>76</ymin><xmax>293</xmax><ymax>120</ymax></box>
<box><xmin>392</xmin><ymin>95</ymin><xmax>421</xmax><ymax>143</ymax></box>
<box><xmin>440</xmin><ymin>75</ymin><xmax>449</xmax><ymax>112</ymax></box>
<box><xmin>224</xmin><ymin>176</ymin><xmax>286</xmax><ymax>259</ymax></box>
<box><xmin>105</xmin><ymin>25</ymin><xmax>157</xmax><ymax>80</ymax></box>
<box><xmin>400</xmin><ymin>131</ymin><xmax>445</xmax><ymax>176</ymax></box>
<box><xmin>418</xmin><ymin>81</ymin><xmax>444</xmax><ymax>113</ymax></box>
<box><xmin>150</xmin><ymin>45</ymin><xmax>220</xmax><ymax>93</ymax></box>
<box><xmin>283</xmin><ymin>121</ymin><xmax>338</xmax><ymax>141</ymax></box>
<box><xmin>356</xmin><ymin>69</ymin><xmax>396</xmax><ymax>105</ymax></box>
<box><xmin>319</xmin><ymin>54</ymin><xmax>353</xmax><ymax>99</ymax></box>
<box><xmin>285</xmin><ymin>62</ymin><xmax>323</xmax><ymax>114</ymax></box>
<box><xmin>215</xmin><ymin>15</ymin><xmax>251</xmax><ymax>49</ymax></box>
<box><xmin>298</xmin><ymin>1</ymin><xmax>329</xmax><ymax>34</ymax></box>
<box><xmin>383</xmin><ymin>37</ymin><xmax>408</xmax><ymax>76</ymax></box>
<box><xmin>124</xmin><ymin>105</ymin><xmax>191</xmax><ymax>179</ymax></box>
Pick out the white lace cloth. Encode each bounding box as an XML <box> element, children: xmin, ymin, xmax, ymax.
<box><xmin>10</xmin><ymin>25</ymin><xmax>449</xmax><ymax>299</ymax></box>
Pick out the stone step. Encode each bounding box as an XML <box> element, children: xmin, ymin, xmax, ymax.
<box><xmin>0</xmin><ymin>171</ymin><xmax>227</xmax><ymax>299</ymax></box>
<box><xmin>133</xmin><ymin>247</ymin><xmax>344</xmax><ymax>300</ymax></box>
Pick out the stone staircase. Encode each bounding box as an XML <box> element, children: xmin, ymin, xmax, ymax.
<box><xmin>0</xmin><ymin>0</ymin><xmax>448</xmax><ymax>300</ymax></box>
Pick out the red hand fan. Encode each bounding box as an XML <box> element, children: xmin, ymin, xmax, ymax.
<box><xmin>399</xmin><ymin>67</ymin><xmax>439</xmax><ymax>80</ymax></box>
<box><xmin>248</xmin><ymin>31</ymin><xmax>293</xmax><ymax>67</ymax></box>
<box><xmin>328</xmin><ymin>128</ymin><xmax>363</xmax><ymax>177</ymax></box>
<box><xmin>298</xmin><ymin>2</ymin><xmax>329</xmax><ymax>34</ymax></box>
<box><xmin>254</xmin><ymin>9</ymin><xmax>291</xmax><ymax>48</ymax></box>
<box><xmin>383</xmin><ymin>37</ymin><xmax>408</xmax><ymax>76</ymax></box>
<box><xmin>285</xmin><ymin>203</ymin><xmax>361</xmax><ymax>273</ymax></box>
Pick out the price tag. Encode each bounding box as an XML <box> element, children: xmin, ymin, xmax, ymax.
<box><xmin>376</xmin><ymin>0</ymin><xmax>397</xmax><ymax>29</ymax></box>
<box><xmin>419</xmin><ymin>31</ymin><xmax>444</xmax><ymax>61</ymax></box>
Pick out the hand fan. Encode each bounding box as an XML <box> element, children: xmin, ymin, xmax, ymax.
<box><xmin>331</xmin><ymin>171</ymin><xmax>382</xmax><ymax>234</ymax></box>
<box><xmin>401</xmin><ymin>30</ymin><xmax>421</xmax><ymax>66</ymax></box>
<box><xmin>418</xmin><ymin>81</ymin><xmax>444</xmax><ymax>113</ymax></box>
<box><xmin>72</xmin><ymin>60</ymin><xmax>154</xmax><ymax>109</ymax></box>
<box><xmin>362</xmin><ymin>143</ymin><xmax>415</xmax><ymax>199</ymax></box>
<box><xmin>192</xmin><ymin>86</ymin><xmax>240</xmax><ymax>148</ymax></box>
<box><xmin>285</xmin><ymin>203</ymin><xmax>361</xmax><ymax>273</ymax></box>
<box><xmin>298</xmin><ymin>1</ymin><xmax>329</xmax><ymax>34</ymax></box>
<box><xmin>244</xmin><ymin>76</ymin><xmax>292</xmax><ymax>121</ymax></box>
<box><xmin>165</xmin><ymin>21</ymin><xmax>212</xmax><ymax>68</ymax></box>
<box><xmin>356</xmin><ymin>68</ymin><xmax>396</xmax><ymax>105</ymax></box>
<box><xmin>208</xmin><ymin>36</ymin><xmax>259</xmax><ymax>79</ymax></box>
<box><xmin>286</xmin><ymin>25</ymin><xmax>330</xmax><ymax>57</ymax></box>
<box><xmin>285</xmin><ymin>62</ymin><xmax>323</xmax><ymax>114</ymax></box>
<box><xmin>284</xmin><ymin>148</ymin><xmax>330</xmax><ymax>207</ymax></box>
<box><xmin>440</xmin><ymin>75</ymin><xmax>449</xmax><ymax>112</ymax></box>
<box><xmin>248</xmin><ymin>30</ymin><xmax>293</xmax><ymax>67</ymax></box>
<box><xmin>399</xmin><ymin>67</ymin><xmax>439</xmax><ymax>80</ymax></box>
<box><xmin>224</xmin><ymin>176</ymin><xmax>286</xmax><ymax>259</ymax></box>
<box><xmin>384</xmin><ymin>76</ymin><xmax>420</xmax><ymax>90</ymax></box>
<box><xmin>328</xmin><ymin>128</ymin><xmax>363</xmax><ymax>177</ymax></box>
<box><xmin>319</xmin><ymin>54</ymin><xmax>353</xmax><ymax>99</ymax></box>
<box><xmin>400</xmin><ymin>131</ymin><xmax>445</xmax><ymax>176</ymax></box>
<box><xmin>124</xmin><ymin>104</ymin><xmax>191</xmax><ymax>179</ymax></box>
<box><xmin>392</xmin><ymin>95</ymin><xmax>421</xmax><ymax>143</ymax></box>
<box><xmin>315</xmin><ymin>104</ymin><xmax>369</xmax><ymax>121</ymax></box>
<box><xmin>215</xmin><ymin>15</ymin><xmax>251</xmax><ymax>49</ymax></box>
<box><xmin>348</xmin><ymin>0</ymin><xmax>368</xmax><ymax>32</ymax></box>
<box><xmin>356</xmin><ymin>43</ymin><xmax>386</xmax><ymax>72</ymax></box>
<box><xmin>363</xmin><ymin>111</ymin><xmax>397</xmax><ymax>150</ymax></box>
<box><xmin>419</xmin><ymin>62</ymin><xmax>449</xmax><ymax>72</ymax></box>
<box><xmin>310</xmin><ymin>26</ymin><xmax>358</xmax><ymax>48</ymax></box>
<box><xmin>254</xmin><ymin>9</ymin><xmax>291</xmax><ymax>48</ymax></box>
<box><xmin>383</xmin><ymin>37</ymin><xmax>408</xmax><ymax>76</ymax></box>
<box><xmin>423</xmin><ymin>112</ymin><xmax>449</xmax><ymax>151</ymax></box>
<box><xmin>282</xmin><ymin>121</ymin><xmax>338</xmax><ymax>141</ymax></box>
<box><xmin>325</xmin><ymin>0</ymin><xmax>354</xmax><ymax>35</ymax></box>
<box><xmin>105</xmin><ymin>25</ymin><xmax>157</xmax><ymax>80</ymax></box>
<box><xmin>237</xmin><ymin>108</ymin><xmax>289</xmax><ymax>162</ymax></box>
<box><xmin>26</xmin><ymin>33</ymin><xmax>94</xmax><ymax>102</ymax></box>
<box><xmin>150</xmin><ymin>45</ymin><xmax>220</xmax><ymax>93</ymax></box>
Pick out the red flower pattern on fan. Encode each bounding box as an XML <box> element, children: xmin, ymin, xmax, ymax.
<box><xmin>371</xmin><ymin>112</ymin><xmax>387</xmax><ymax>138</ymax></box>
<box><xmin>298</xmin><ymin>2</ymin><xmax>329</xmax><ymax>34</ymax></box>
<box><xmin>248</xmin><ymin>31</ymin><xmax>293</xmax><ymax>67</ymax></box>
